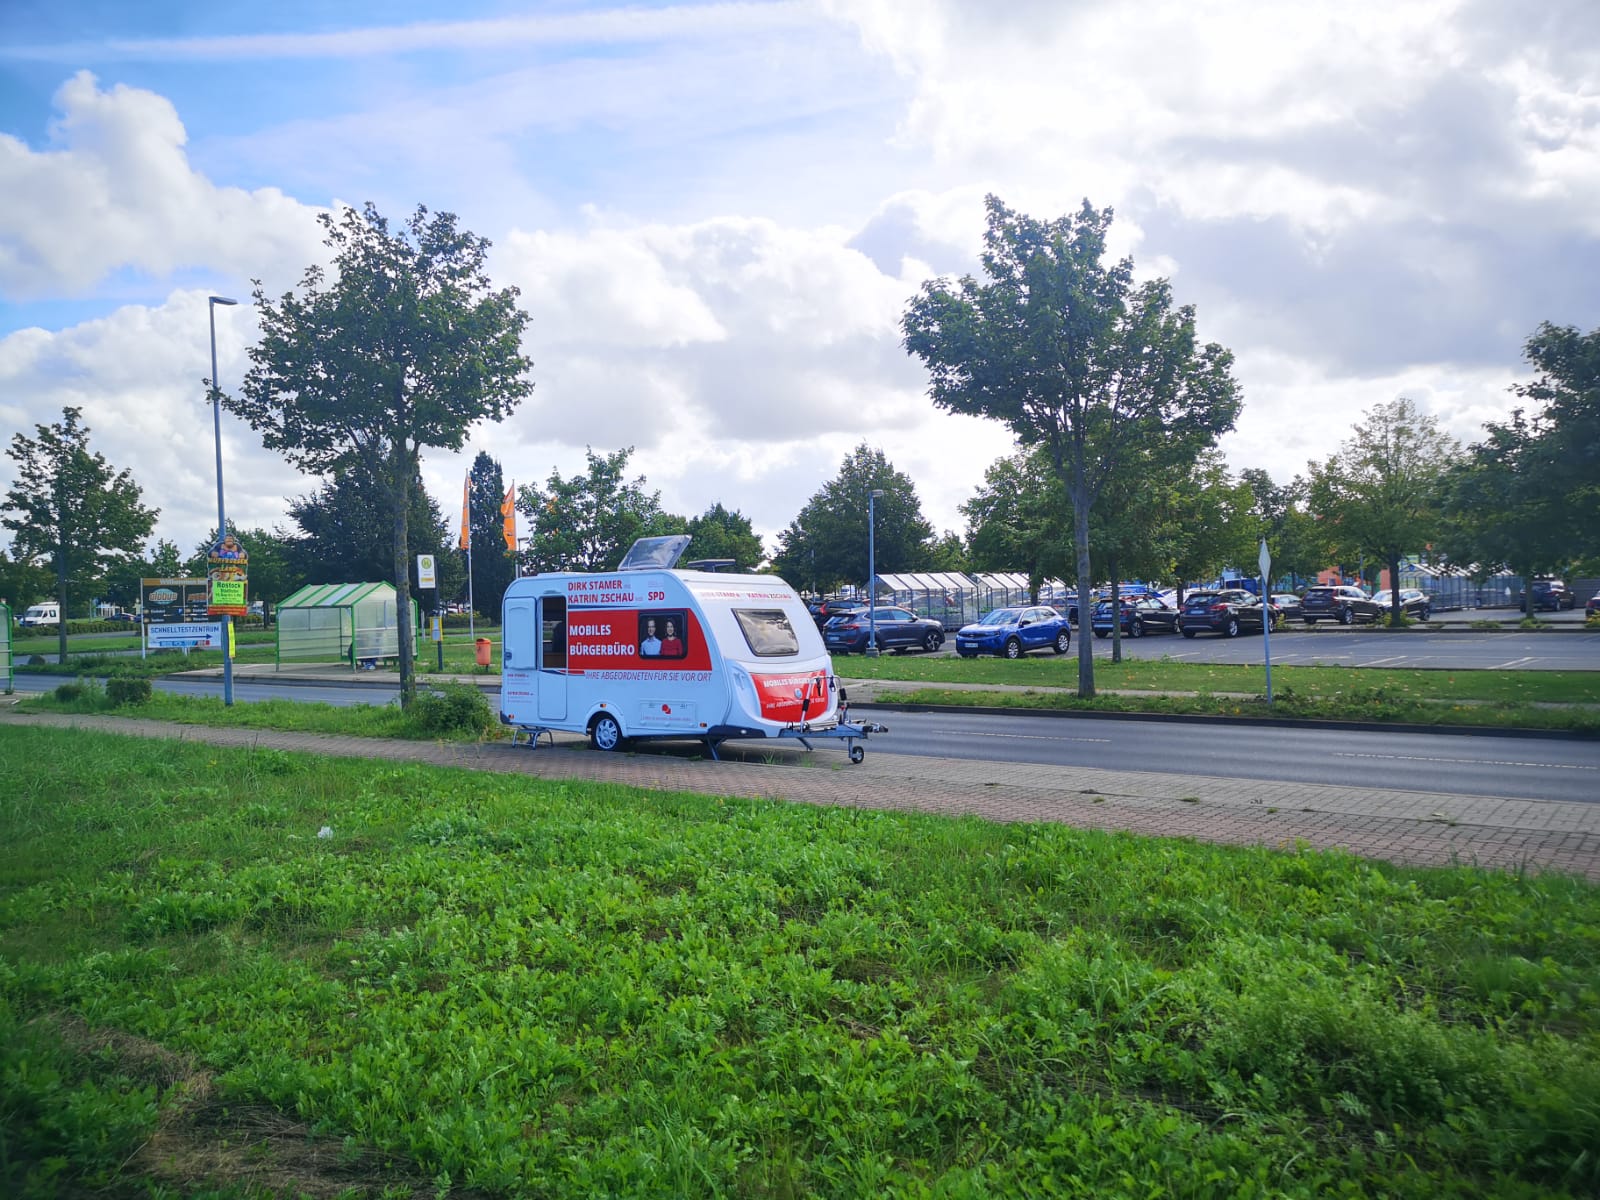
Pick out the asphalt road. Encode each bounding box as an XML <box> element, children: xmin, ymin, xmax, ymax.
<box><xmin>14</xmin><ymin>671</ymin><xmax>1593</xmax><ymax>807</ymax></box>
<box><xmin>929</xmin><ymin>626</ymin><xmax>1600</xmax><ymax>670</ymax></box>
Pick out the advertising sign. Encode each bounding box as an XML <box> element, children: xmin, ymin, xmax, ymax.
<box><xmin>142</xmin><ymin>578</ymin><xmax>209</xmax><ymax>623</ymax></box>
<box><xmin>148</xmin><ymin>621</ymin><xmax>224</xmax><ymax>650</ymax></box>
<box><xmin>207</xmin><ymin>534</ymin><xmax>249</xmax><ymax>617</ymax></box>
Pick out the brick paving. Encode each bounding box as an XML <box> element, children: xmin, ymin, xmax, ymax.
<box><xmin>5</xmin><ymin>707</ymin><xmax>1598</xmax><ymax>881</ymax></box>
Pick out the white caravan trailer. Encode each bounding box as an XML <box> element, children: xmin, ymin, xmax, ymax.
<box><xmin>500</xmin><ymin>537</ymin><xmax>882</xmax><ymax>761</ymax></box>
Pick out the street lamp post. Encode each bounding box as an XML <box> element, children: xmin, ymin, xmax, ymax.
<box><xmin>209</xmin><ymin>295</ymin><xmax>238</xmax><ymax>706</ymax></box>
<box><xmin>866</xmin><ymin>488</ymin><xmax>884</xmax><ymax>658</ymax></box>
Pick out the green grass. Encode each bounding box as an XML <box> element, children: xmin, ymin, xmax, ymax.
<box><xmin>16</xmin><ymin>679</ymin><xmax>498</xmax><ymax>741</ymax></box>
<box><xmin>2</xmin><ymin>728</ymin><xmax>1598</xmax><ymax>1198</ymax></box>
<box><xmin>838</xmin><ymin>653</ymin><xmax>1600</xmax><ymax>705</ymax></box>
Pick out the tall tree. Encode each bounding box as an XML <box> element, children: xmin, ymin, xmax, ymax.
<box><xmin>1308</xmin><ymin>397</ymin><xmax>1459</xmax><ymax>626</ymax></box>
<box><xmin>1239</xmin><ymin>468</ymin><xmax>1330</xmax><ymax>587</ymax></box>
<box><xmin>1437</xmin><ymin>411</ymin><xmax>1572</xmax><ymax>617</ymax></box>
<box><xmin>519</xmin><ymin>447</ymin><xmax>677</xmax><ymax>574</ymax></box>
<box><xmin>771</xmin><ymin>444</ymin><xmax>935</xmax><ymax>594</ymax></box>
<box><xmin>1165</xmin><ymin>454</ymin><xmax>1260</xmax><ymax>600</ymax></box>
<box><xmin>0</xmin><ymin>548</ymin><xmax>51</xmax><ymax>615</ymax></box>
<box><xmin>288</xmin><ymin>466</ymin><xmax>459</xmax><ymax>598</ymax></box>
<box><xmin>229</xmin><ymin>202</ymin><xmax>532</xmax><ymax>706</ymax></box>
<box><xmin>2</xmin><ymin>406</ymin><xmax>157</xmax><ymax>659</ymax></box>
<box><xmin>465</xmin><ymin>452</ymin><xmax>517</xmax><ymax>618</ymax></box>
<box><xmin>684</xmin><ymin>503</ymin><xmax>767</xmax><ymax>570</ymax></box>
<box><xmin>961</xmin><ymin>450</ymin><xmax>1072</xmax><ymax>599</ymax></box>
<box><xmin>903</xmin><ymin>196</ymin><xmax>1241</xmax><ymax>696</ymax></box>
<box><xmin>1508</xmin><ymin>322</ymin><xmax>1600</xmax><ymax>556</ymax></box>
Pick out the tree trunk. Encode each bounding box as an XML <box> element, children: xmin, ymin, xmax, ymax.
<box><xmin>1071</xmin><ymin>484</ymin><xmax>1095</xmax><ymax>700</ymax></box>
<box><xmin>55</xmin><ymin>545</ymin><xmax>68</xmax><ymax>665</ymax></box>
<box><xmin>1108</xmin><ymin>559</ymin><xmax>1122</xmax><ymax>664</ymax></box>
<box><xmin>392</xmin><ymin>443</ymin><xmax>416</xmax><ymax>709</ymax></box>
<box><xmin>1388</xmin><ymin>551</ymin><xmax>1402</xmax><ymax>627</ymax></box>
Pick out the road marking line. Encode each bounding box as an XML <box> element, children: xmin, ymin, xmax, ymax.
<box><xmin>1365</xmin><ymin>656</ymin><xmax>1408</xmax><ymax>666</ymax></box>
<box><xmin>1490</xmin><ymin>657</ymin><xmax>1537</xmax><ymax>669</ymax></box>
<box><xmin>1335</xmin><ymin>752</ymin><xmax>1597</xmax><ymax>772</ymax></box>
<box><xmin>927</xmin><ymin>728</ymin><xmax>1111</xmax><ymax>743</ymax></box>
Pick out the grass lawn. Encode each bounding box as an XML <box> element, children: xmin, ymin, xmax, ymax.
<box><xmin>1</xmin><ymin>727</ymin><xmax>1597</xmax><ymax>1198</ymax></box>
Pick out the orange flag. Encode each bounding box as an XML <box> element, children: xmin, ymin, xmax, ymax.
<box><xmin>458</xmin><ymin>474</ymin><xmax>470</xmax><ymax>551</ymax></box>
<box><xmin>501</xmin><ymin>483</ymin><xmax>516</xmax><ymax>553</ymax></box>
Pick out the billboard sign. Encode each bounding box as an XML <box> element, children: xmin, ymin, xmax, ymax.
<box><xmin>142</xmin><ymin>578</ymin><xmax>209</xmax><ymax>624</ymax></box>
<box><xmin>148</xmin><ymin>621</ymin><xmax>224</xmax><ymax>650</ymax></box>
<box><xmin>207</xmin><ymin>534</ymin><xmax>249</xmax><ymax>617</ymax></box>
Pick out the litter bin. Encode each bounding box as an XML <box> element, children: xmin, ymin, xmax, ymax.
<box><xmin>474</xmin><ymin>637</ymin><xmax>492</xmax><ymax>668</ymax></box>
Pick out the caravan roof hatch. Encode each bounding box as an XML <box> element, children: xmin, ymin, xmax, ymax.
<box><xmin>617</xmin><ymin>534</ymin><xmax>692</xmax><ymax>571</ymax></box>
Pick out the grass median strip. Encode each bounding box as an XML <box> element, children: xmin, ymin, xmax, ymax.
<box><xmin>1</xmin><ymin>727</ymin><xmax>1597</xmax><ymax>1197</ymax></box>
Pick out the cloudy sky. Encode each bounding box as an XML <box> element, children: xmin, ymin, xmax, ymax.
<box><xmin>3</xmin><ymin>0</ymin><xmax>1598</xmax><ymax>564</ymax></box>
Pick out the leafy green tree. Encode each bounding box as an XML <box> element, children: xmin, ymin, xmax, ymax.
<box><xmin>229</xmin><ymin>202</ymin><xmax>532</xmax><ymax>706</ymax></box>
<box><xmin>288</xmin><ymin>467</ymin><xmax>460</xmax><ymax>603</ymax></box>
<box><xmin>903</xmin><ymin>196</ymin><xmax>1241</xmax><ymax>696</ymax></box>
<box><xmin>771</xmin><ymin>445</ymin><xmax>936</xmax><ymax>595</ymax></box>
<box><xmin>1308</xmin><ymin>397</ymin><xmax>1459</xmax><ymax>625</ymax></box>
<box><xmin>100</xmin><ymin>536</ymin><xmax>185</xmax><ymax>611</ymax></box>
<box><xmin>684</xmin><ymin>503</ymin><xmax>767</xmax><ymax>570</ymax></box>
<box><xmin>1508</xmin><ymin>322</ymin><xmax>1600</xmax><ymax>557</ymax></box>
<box><xmin>1239</xmin><ymin>469</ymin><xmax>1330</xmax><ymax>588</ymax></box>
<box><xmin>2</xmin><ymin>406</ymin><xmax>157</xmax><ymax>658</ymax></box>
<box><xmin>926</xmin><ymin>531</ymin><xmax>969</xmax><ymax>574</ymax></box>
<box><xmin>1438</xmin><ymin>412</ymin><xmax>1573</xmax><ymax>617</ymax></box>
<box><xmin>519</xmin><ymin>447</ymin><xmax>677</xmax><ymax>574</ymax></box>
<box><xmin>1165</xmin><ymin>454</ymin><xmax>1260</xmax><ymax>600</ymax></box>
<box><xmin>962</xmin><ymin>450</ymin><xmax>1072</xmax><ymax>598</ymax></box>
<box><xmin>0</xmin><ymin>548</ymin><xmax>51</xmax><ymax>614</ymax></box>
<box><xmin>465</xmin><ymin>452</ymin><xmax>517</xmax><ymax>619</ymax></box>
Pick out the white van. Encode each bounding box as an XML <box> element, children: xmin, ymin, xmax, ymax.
<box><xmin>500</xmin><ymin>536</ymin><xmax>881</xmax><ymax>761</ymax></box>
<box><xmin>19</xmin><ymin>602</ymin><xmax>60</xmax><ymax>628</ymax></box>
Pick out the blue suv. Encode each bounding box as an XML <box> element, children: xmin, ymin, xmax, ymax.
<box><xmin>955</xmin><ymin>606</ymin><xmax>1072</xmax><ymax>658</ymax></box>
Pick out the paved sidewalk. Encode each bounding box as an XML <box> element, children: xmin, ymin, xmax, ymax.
<box><xmin>5</xmin><ymin>708</ymin><xmax>1598</xmax><ymax>881</ymax></box>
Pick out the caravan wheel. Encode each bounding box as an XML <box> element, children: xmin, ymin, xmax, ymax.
<box><xmin>589</xmin><ymin>713</ymin><xmax>624</xmax><ymax>752</ymax></box>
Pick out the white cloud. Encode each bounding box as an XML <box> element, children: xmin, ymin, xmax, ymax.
<box><xmin>0</xmin><ymin>72</ymin><xmax>323</xmax><ymax>298</ymax></box>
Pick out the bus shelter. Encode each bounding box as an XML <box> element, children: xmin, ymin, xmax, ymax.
<box><xmin>275</xmin><ymin>582</ymin><xmax>420</xmax><ymax>670</ymax></box>
<box><xmin>1</xmin><ymin>600</ymin><xmax>11</xmax><ymax>692</ymax></box>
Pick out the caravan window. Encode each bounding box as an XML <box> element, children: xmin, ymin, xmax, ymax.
<box><xmin>733</xmin><ymin>609</ymin><xmax>799</xmax><ymax>657</ymax></box>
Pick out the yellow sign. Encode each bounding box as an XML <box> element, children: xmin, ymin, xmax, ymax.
<box><xmin>207</xmin><ymin>533</ymin><xmax>249</xmax><ymax>617</ymax></box>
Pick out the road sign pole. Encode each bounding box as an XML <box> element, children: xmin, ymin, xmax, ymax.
<box><xmin>1259</xmin><ymin>539</ymin><xmax>1273</xmax><ymax>707</ymax></box>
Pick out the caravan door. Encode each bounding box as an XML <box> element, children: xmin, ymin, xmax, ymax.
<box><xmin>537</xmin><ymin>595</ymin><xmax>567</xmax><ymax>722</ymax></box>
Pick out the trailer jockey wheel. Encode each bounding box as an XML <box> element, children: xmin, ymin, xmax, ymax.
<box><xmin>849</xmin><ymin>745</ymin><xmax>865</xmax><ymax>764</ymax></box>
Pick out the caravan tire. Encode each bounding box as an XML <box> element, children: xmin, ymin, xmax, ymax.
<box><xmin>589</xmin><ymin>713</ymin><xmax>625</xmax><ymax>752</ymax></box>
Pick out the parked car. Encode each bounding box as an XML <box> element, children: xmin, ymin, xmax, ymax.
<box><xmin>1270</xmin><ymin>593</ymin><xmax>1304</xmax><ymax>621</ymax></box>
<box><xmin>1300</xmin><ymin>585</ymin><xmax>1384</xmax><ymax>625</ymax></box>
<box><xmin>1587</xmin><ymin>590</ymin><xmax>1599</xmax><ymax>620</ymax></box>
<box><xmin>955</xmin><ymin>605</ymin><xmax>1072</xmax><ymax>658</ymax></box>
<box><xmin>1370</xmin><ymin>588</ymin><xmax>1432</xmax><ymax>621</ymax></box>
<box><xmin>1179</xmin><ymin>589</ymin><xmax>1275</xmax><ymax>638</ymax></box>
<box><xmin>1091</xmin><ymin>594</ymin><xmax>1181</xmax><ymax>639</ymax></box>
<box><xmin>823</xmin><ymin>605</ymin><xmax>945</xmax><ymax>655</ymax></box>
<box><xmin>810</xmin><ymin>597</ymin><xmax>867</xmax><ymax>630</ymax></box>
<box><xmin>1528</xmin><ymin>579</ymin><xmax>1576</xmax><ymax>611</ymax></box>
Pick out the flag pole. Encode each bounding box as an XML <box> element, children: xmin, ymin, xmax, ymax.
<box><xmin>460</xmin><ymin>473</ymin><xmax>476</xmax><ymax>643</ymax></box>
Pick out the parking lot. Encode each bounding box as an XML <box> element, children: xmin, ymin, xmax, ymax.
<box><xmin>912</xmin><ymin>612</ymin><xmax>1600</xmax><ymax>671</ymax></box>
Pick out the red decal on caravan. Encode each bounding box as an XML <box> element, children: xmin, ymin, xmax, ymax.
<box><xmin>752</xmin><ymin>670</ymin><xmax>830</xmax><ymax>722</ymax></box>
<box><xmin>567</xmin><ymin>608</ymin><xmax>714</xmax><ymax>672</ymax></box>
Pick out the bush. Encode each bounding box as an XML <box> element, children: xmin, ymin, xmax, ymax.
<box><xmin>408</xmin><ymin>681</ymin><xmax>497</xmax><ymax>737</ymax></box>
<box><xmin>106</xmin><ymin>676</ymin><xmax>153</xmax><ymax>706</ymax></box>
<box><xmin>53</xmin><ymin>681</ymin><xmax>84</xmax><ymax>703</ymax></box>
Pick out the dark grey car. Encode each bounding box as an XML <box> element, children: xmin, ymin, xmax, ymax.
<box><xmin>1301</xmin><ymin>585</ymin><xmax>1384</xmax><ymax>625</ymax></box>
